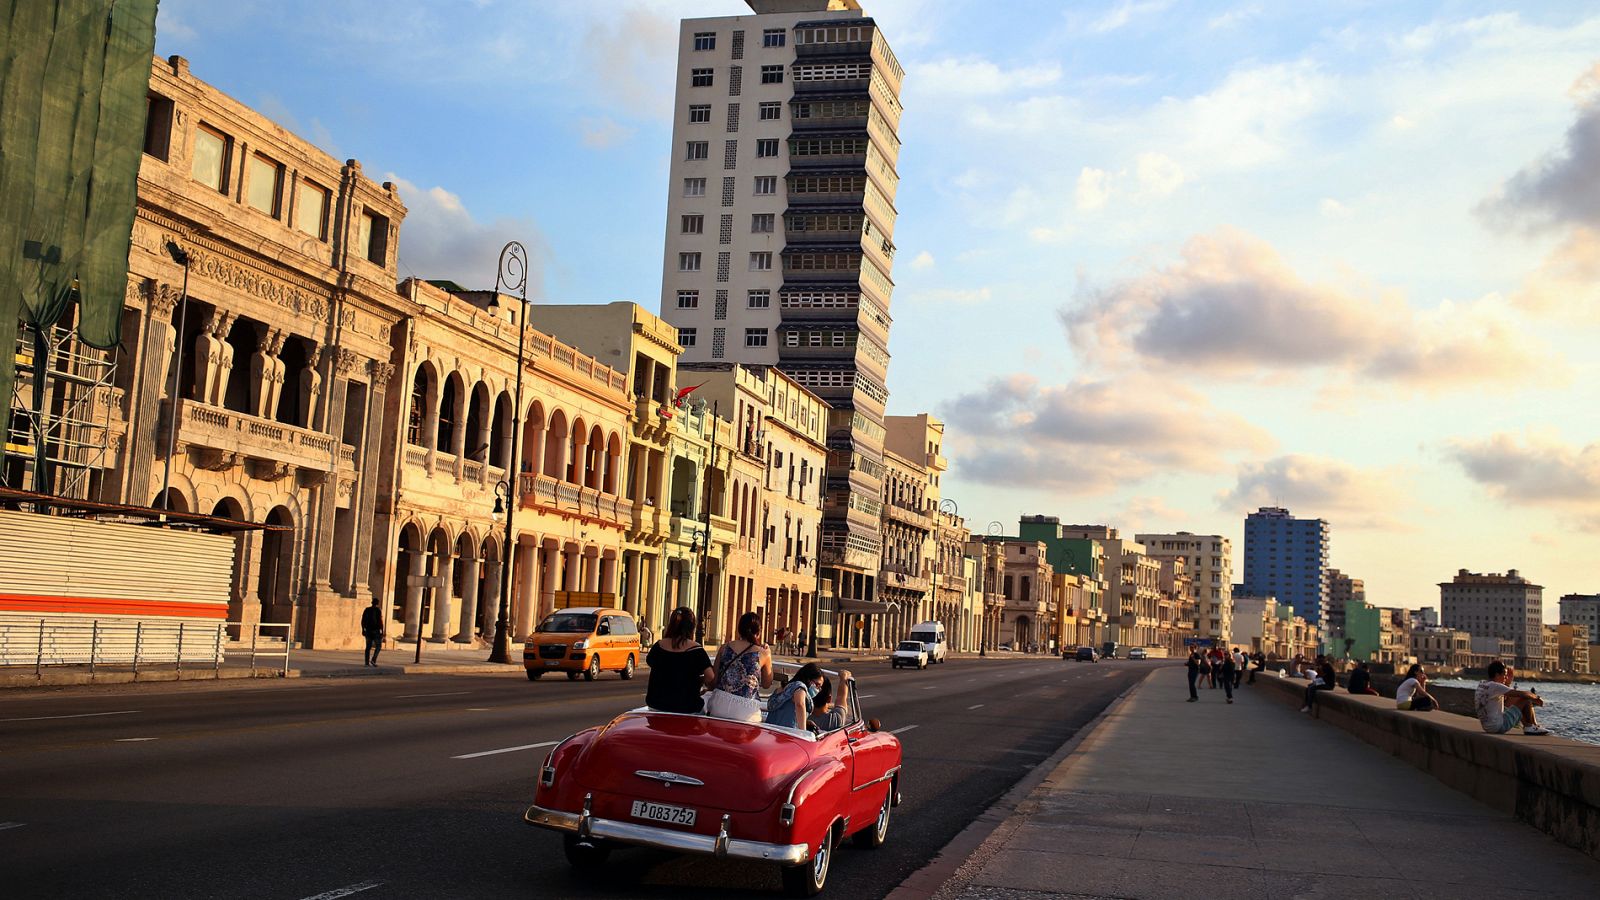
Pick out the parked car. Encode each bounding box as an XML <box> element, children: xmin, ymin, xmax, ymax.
<box><xmin>891</xmin><ymin>640</ymin><xmax>929</xmax><ymax>670</ymax></box>
<box><xmin>1127</xmin><ymin>647</ymin><xmax>1149</xmax><ymax>661</ymax></box>
<box><xmin>905</xmin><ymin>621</ymin><xmax>948</xmax><ymax>664</ymax></box>
<box><xmin>522</xmin><ymin>607</ymin><xmax>640</xmax><ymax>682</ymax></box>
<box><xmin>526</xmin><ymin>670</ymin><xmax>903</xmax><ymax>896</ymax></box>
<box><xmin>1100</xmin><ymin>641</ymin><xmax>1120</xmax><ymax>660</ymax></box>
<box><xmin>1071</xmin><ymin>646</ymin><xmax>1098</xmax><ymax>662</ymax></box>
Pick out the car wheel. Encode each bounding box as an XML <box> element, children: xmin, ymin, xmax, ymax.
<box><xmin>562</xmin><ymin>834</ymin><xmax>610</xmax><ymax>870</ymax></box>
<box><xmin>584</xmin><ymin>656</ymin><xmax>601</xmax><ymax>682</ymax></box>
<box><xmin>566</xmin><ymin>671</ymin><xmax>581</xmax><ymax>681</ymax></box>
<box><xmin>853</xmin><ymin>786</ymin><xmax>892</xmax><ymax>849</ymax></box>
<box><xmin>526</xmin><ymin>670</ymin><xmax>542</xmax><ymax>681</ymax></box>
<box><xmin>620</xmin><ymin>655</ymin><xmax>635</xmax><ymax>680</ymax></box>
<box><xmin>782</xmin><ymin>826</ymin><xmax>832</xmax><ymax>897</ymax></box>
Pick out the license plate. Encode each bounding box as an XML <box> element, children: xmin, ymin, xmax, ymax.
<box><xmin>545</xmin><ymin>660</ymin><xmax>560</xmax><ymax>667</ymax></box>
<box><xmin>631</xmin><ymin>800</ymin><xmax>696</xmax><ymax>827</ymax></box>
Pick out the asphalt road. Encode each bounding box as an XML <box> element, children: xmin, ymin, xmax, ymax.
<box><xmin>0</xmin><ymin>656</ymin><xmax>1155</xmax><ymax>900</ymax></box>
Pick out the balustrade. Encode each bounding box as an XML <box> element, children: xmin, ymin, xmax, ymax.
<box><xmin>172</xmin><ymin>399</ymin><xmax>334</xmax><ymax>473</ymax></box>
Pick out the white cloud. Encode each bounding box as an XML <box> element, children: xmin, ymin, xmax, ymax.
<box><xmin>1449</xmin><ymin>433</ymin><xmax>1600</xmax><ymax>507</ymax></box>
<box><xmin>909</xmin><ymin>251</ymin><xmax>936</xmax><ymax>271</ymax></box>
<box><xmin>1319</xmin><ymin>198</ymin><xmax>1352</xmax><ymax>219</ymax></box>
<box><xmin>389</xmin><ymin>175</ymin><xmax>549</xmax><ymax>292</ymax></box>
<box><xmin>1135</xmin><ymin>152</ymin><xmax>1185</xmax><ymax>196</ymax></box>
<box><xmin>1217</xmin><ymin>455</ymin><xmax>1412</xmax><ymax>529</ymax></box>
<box><xmin>1085</xmin><ymin>0</ymin><xmax>1172</xmax><ymax>35</ymax></box>
<box><xmin>1207</xmin><ymin>5</ymin><xmax>1261</xmax><ymax>31</ymax></box>
<box><xmin>909</xmin><ymin>58</ymin><xmax>1062</xmax><ymax>99</ymax></box>
<box><xmin>578</xmin><ymin>116</ymin><xmax>634</xmax><ymax>149</ymax></box>
<box><xmin>1075</xmin><ymin>167</ymin><xmax>1113</xmax><ymax>211</ymax></box>
<box><xmin>906</xmin><ymin>286</ymin><xmax>993</xmax><ymax>306</ymax></box>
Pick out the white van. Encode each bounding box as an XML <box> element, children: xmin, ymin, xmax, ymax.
<box><xmin>906</xmin><ymin>621</ymin><xmax>948</xmax><ymax>664</ymax></box>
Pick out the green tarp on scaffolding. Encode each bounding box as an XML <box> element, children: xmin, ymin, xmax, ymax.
<box><xmin>0</xmin><ymin>0</ymin><xmax>158</xmax><ymax>442</ymax></box>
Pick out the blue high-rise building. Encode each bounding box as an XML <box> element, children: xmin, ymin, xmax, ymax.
<box><xmin>1242</xmin><ymin>507</ymin><xmax>1329</xmax><ymax>629</ymax></box>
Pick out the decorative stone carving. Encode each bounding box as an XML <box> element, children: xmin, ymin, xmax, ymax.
<box><xmin>334</xmin><ymin>347</ymin><xmax>364</xmax><ymax>377</ymax></box>
<box><xmin>368</xmin><ymin>360</ymin><xmax>394</xmax><ymax>390</ymax></box>
<box><xmin>186</xmin><ymin>244</ymin><xmax>331</xmax><ymax>321</ymax></box>
<box><xmin>250</xmin><ymin>459</ymin><xmax>294</xmax><ymax>482</ymax></box>
<box><xmin>150</xmin><ymin>282</ymin><xmax>184</xmax><ymax>317</ymax></box>
<box><xmin>192</xmin><ymin>447</ymin><xmax>241</xmax><ymax>472</ymax></box>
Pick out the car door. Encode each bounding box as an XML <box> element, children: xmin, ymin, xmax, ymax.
<box><xmin>594</xmin><ymin>616</ymin><xmax>615</xmax><ymax>668</ymax></box>
<box><xmin>844</xmin><ymin>693</ymin><xmax>896</xmax><ymax>825</ymax></box>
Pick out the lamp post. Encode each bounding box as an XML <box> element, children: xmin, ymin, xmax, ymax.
<box><xmin>158</xmin><ymin>241</ymin><xmax>191</xmax><ymax>515</ymax></box>
<box><xmin>488</xmin><ymin>242</ymin><xmax>529</xmax><ymax>665</ymax></box>
<box><xmin>807</xmin><ymin>515</ymin><xmax>824</xmax><ymax>659</ymax></box>
<box><xmin>689</xmin><ymin>526</ymin><xmax>708</xmax><ymax>641</ymax></box>
<box><xmin>933</xmin><ymin>497</ymin><xmax>957</xmax><ymax>649</ymax></box>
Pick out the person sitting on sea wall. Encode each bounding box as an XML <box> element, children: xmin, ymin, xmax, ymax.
<box><xmin>1395</xmin><ymin>664</ymin><xmax>1436</xmax><ymax>712</ymax></box>
<box><xmin>1346</xmin><ymin>660</ymin><xmax>1380</xmax><ymax>696</ymax></box>
<box><xmin>1300</xmin><ymin>656</ymin><xmax>1337</xmax><ymax>714</ymax></box>
<box><xmin>1475</xmin><ymin>660</ymin><xmax>1549</xmax><ymax>736</ymax></box>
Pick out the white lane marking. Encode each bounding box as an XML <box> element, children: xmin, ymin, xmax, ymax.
<box><xmin>466</xmin><ymin>707</ymin><xmax>492</xmax><ymax>711</ymax></box>
<box><xmin>0</xmin><ymin>709</ymin><xmax>140</xmax><ymax>724</ymax></box>
<box><xmin>297</xmin><ymin>882</ymin><xmax>383</xmax><ymax>900</ymax></box>
<box><xmin>115</xmin><ymin>737</ymin><xmax>157</xmax><ymax>742</ymax></box>
<box><xmin>967</xmin><ymin>703</ymin><xmax>985</xmax><ymax>710</ymax></box>
<box><xmin>890</xmin><ymin>724</ymin><xmax>919</xmax><ymax>735</ymax></box>
<box><xmin>0</xmin><ymin>822</ymin><xmax>24</xmax><ymax>831</ymax></box>
<box><xmin>452</xmin><ymin>740</ymin><xmax>558</xmax><ymax>760</ymax></box>
<box><xmin>921</xmin><ymin>685</ymin><xmax>936</xmax><ymax>690</ymax></box>
<box><xmin>394</xmin><ymin>691</ymin><xmax>470</xmax><ymax>699</ymax></box>
<box><xmin>856</xmin><ymin>694</ymin><xmax>876</xmax><ymax>700</ymax></box>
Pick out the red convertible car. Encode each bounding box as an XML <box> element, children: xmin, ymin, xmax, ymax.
<box><xmin>525</xmin><ymin>675</ymin><xmax>902</xmax><ymax>896</ymax></box>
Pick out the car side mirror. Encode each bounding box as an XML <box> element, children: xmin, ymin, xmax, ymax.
<box><xmin>867</xmin><ymin>718</ymin><xmax>881</xmax><ymax>733</ymax></box>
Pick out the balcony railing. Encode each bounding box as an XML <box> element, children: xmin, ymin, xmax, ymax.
<box><xmin>171</xmin><ymin>400</ymin><xmax>334</xmax><ymax>473</ymax></box>
<box><xmin>517</xmin><ymin>473</ymin><xmax>633</xmax><ymax>526</ymax></box>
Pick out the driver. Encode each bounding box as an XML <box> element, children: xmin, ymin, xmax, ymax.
<box><xmin>809</xmin><ymin>669</ymin><xmax>854</xmax><ymax>732</ymax></box>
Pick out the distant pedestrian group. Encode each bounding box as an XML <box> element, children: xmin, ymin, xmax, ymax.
<box><xmin>1186</xmin><ymin>646</ymin><xmax>1253</xmax><ymax>704</ymax></box>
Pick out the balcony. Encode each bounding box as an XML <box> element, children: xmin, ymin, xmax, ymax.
<box><xmin>879</xmin><ymin>565</ymin><xmax>929</xmax><ymax>594</ymax></box>
<box><xmin>518</xmin><ymin>473</ymin><xmax>633</xmax><ymax>528</ymax></box>
<box><xmin>170</xmin><ymin>400</ymin><xmax>333</xmax><ymax>476</ymax></box>
<box><xmin>882</xmin><ymin>501</ymin><xmax>932</xmax><ymax>530</ymax></box>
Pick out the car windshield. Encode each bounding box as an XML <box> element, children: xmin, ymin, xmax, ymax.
<box><xmin>909</xmin><ymin>632</ymin><xmax>935</xmax><ymax>642</ymax></box>
<box><xmin>537</xmin><ymin>613</ymin><xmax>597</xmax><ymax>634</ymax></box>
<box><xmin>898</xmin><ymin>641</ymin><xmax>923</xmax><ymax>651</ymax></box>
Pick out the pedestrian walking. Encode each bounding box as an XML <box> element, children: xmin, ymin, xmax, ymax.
<box><xmin>1232</xmin><ymin>647</ymin><xmax>1245</xmax><ymax>689</ymax></box>
<box><xmin>1208</xmin><ymin>647</ymin><xmax>1223</xmax><ymax>688</ymax></box>
<box><xmin>1185</xmin><ymin>649</ymin><xmax>1201</xmax><ymax>701</ymax></box>
<box><xmin>360</xmin><ymin>598</ymin><xmax>384</xmax><ymax>667</ymax></box>
<box><xmin>1219</xmin><ymin>650</ymin><xmax>1236</xmax><ymax>703</ymax></box>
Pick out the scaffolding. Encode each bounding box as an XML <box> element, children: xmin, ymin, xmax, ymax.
<box><xmin>3</xmin><ymin>320</ymin><xmax>118</xmax><ymax>501</ymax></box>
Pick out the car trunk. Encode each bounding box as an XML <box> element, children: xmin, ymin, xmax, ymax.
<box><xmin>575</xmin><ymin>712</ymin><xmax>816</xmax><ymax>813</ymax></box>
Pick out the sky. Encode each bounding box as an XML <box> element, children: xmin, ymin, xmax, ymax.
<box><xmin>153</xmin><ymin>1</ymin><xmax>1600</xmax><ymax>618</ymax></box>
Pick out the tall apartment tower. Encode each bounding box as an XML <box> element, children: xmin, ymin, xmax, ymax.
<box><xmin>1326</xmin><ymin>568</ymin><xmax>1364</xmax><ymax>640</ymax></box>
<box><xmin>1241</xmin><ymin>506</ymin><xmax>1330</xmax><ymax>629</ymax></box>
<box><xmin>1135</xmin><ymin>532</ymin><xmax>1234</xmax><ymax>643</ymax></box>
<box><xmin>1441</xmin><ymin>569</ymin><xmax>1544</xmax><ymax>668</ymax></box>
<box><xmin>1559</xmin><ymin>594</ymin><xmax>1600</xmax><ymax>643</ymax></box>
<box><xmin>660</xmin><ymin>0</ymin><xmax>905</xmax><ymax>633</ymax></box>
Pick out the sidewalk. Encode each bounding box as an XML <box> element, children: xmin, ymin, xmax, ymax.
<box><xmin>909</xmin><ymin>666</ymin><xmax>1600</xmax><ymax>900</ymax></box>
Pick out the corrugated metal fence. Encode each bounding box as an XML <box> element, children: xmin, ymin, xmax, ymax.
<box><xmin>0</xmin><ymin>616</ymin><xmax>290</xmax><ymax>678</ymax></box>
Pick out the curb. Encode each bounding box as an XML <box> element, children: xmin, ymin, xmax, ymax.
<box><xmin>0</xmin><ymin>668</ymin><xmax>297</xmax><ymax>689</ymax></box>
<box><xmin>884</xmin><ymin>668</ymin><xmax>1156</xmax><ymax>900</ymax></box>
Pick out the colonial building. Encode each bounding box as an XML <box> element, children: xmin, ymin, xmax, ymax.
<box><xmin>1136</xmin><ymin>532</ymin><xmax>1233</xmax><ymax>644</ymax></box>
<box><xmin>1440</xmin><ymin>568</ymin><xmax>1544</xmax><ymax>671</ymax></box>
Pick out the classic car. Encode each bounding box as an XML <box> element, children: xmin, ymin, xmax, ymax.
<box><xmin>525</xmin><ymin>669</ymin><xmax>902</xmax><ymax>896</ymax></box>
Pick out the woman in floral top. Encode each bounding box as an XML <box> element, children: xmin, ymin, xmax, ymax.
<box><xmin>714</xmin><ymin>611</ymin><xmax>774</xmax><ymax>699</ymax></box>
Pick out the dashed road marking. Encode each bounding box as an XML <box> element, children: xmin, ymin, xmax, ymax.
<box><xmin>890</xmin><ymin>724</ymin><xmax>919</xmax><ymax>735</ymax></box>
<box><xmin>856</xmin><ymin>694</ymin><xmax>876</xmax><ymax>700</ymax></box>
<box><xmin>466</xmin><ymin>707</ymin><xmax>492</xmax><ymax>711</ymax></box>
<box><xmin>297</xmin><ymin>882</ymin><xmax>383</xmax><ymax>900</ymax></box>
<box><xmin>115</xmin><ymin>737</ymin><xmax>157</xmax><ymax>742</ymax></box>
<box><xmin>0</xmin><ymin>822</ymin><xmax>24</xmax><ymax>831</ymax></box>
<box><xmin>967</xmin><ymin>703</ymin><xmax>984</xmax><ymax>710</ymax></box>
<box><xmin>394</xmin><ymin>691</ymin><xmax>470</xmax><ymax>699</ymax></box>
<box><xmin>452</xmin><ymin>740</ymin><xmax>558</xmax><ymax>760</ymax></box>
<box><xmin>921</xmin><ymin>685</ymin><xmax>937</xmax><ymax>690</ymax></box>
<box><xmin>0</xmin><ymin>710</ymin><xmax>139</xmax><ymax>723</ymax></box>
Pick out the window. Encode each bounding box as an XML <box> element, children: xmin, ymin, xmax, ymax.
<box><xmin>756</xmin><ymin>138</ymin><xmax>779</xmax><ymax>158</ymax></box>
<box><xmin>691</xmin><ymin>67</ymin><xmax>714</xmax><ymax>87</ymax></box>
<box><xmin>688</xmin><ymin>104</ymin><xmax>711</xmax><ymax>124</ymax></box>
<box><xmin>677</xmin><ymin>290</ymin><xmax>700</xmax><ymax>309</ymax></box>
<box><xmin>191</xmin><ymin>124</ymin><xmax>230</xmax><ymax>192</ymax></box>
<box><xmin>359</xmin><ymin>211</ymin><xmax>389</xmax><ymax>265</ymax></box>
<box><xmin>143</xmin><ymin>92</ymin><xmax>174</xmax><ymax>160</ymax></box>
<box><xmin>296</xmin><ymin>181</ymin><xmax>330</xmax><ymax>240</ymax></box>
<box><xmin>751</xmin><ymin>213</ymin><xmax>775</xmax><ymax>233</ymax></box>
<box><xmin>684</xmin><ymin>177</ymin><xmax>706</xmax><ymax>197</ymax></box>
<box><xmin>760</xmin><ymin>64</ymin><xmax>784</xmax><ymax>84</ymax></box>
<box><xmin>753</xmin><ymin>175</ymin><xmax>778</xmax><ymax>195</ymax></box>
<box><xmin>763</xmin><ymin>28</ymin><xmax>786</xmax><ymax>48</ymax></box>
<box><xmin>745</xmin><ymin>328</ymin><xmax>769</xmax><ymax>347</ymax></box>
<box><xmin>759</xmin><ymin>101</ymin><xmax>782</xmax><ymax>121</ymax></box>
<box><xmin>686</xmin><ymin>141</ymin><xmax>709</xmax><ymax>160</ymax></box>
<box><xmin>246</xmin><ymin>153</ymin><xmax>283</xmax><ymax>218</ymax></box>
<box><xmin>747</xmin><ymin>289</ymin><xmax>770</xmax><ymax>308</ymax></box>
<box><xmin>693</xmin><ymin>32</ymin><xmax>716</xmax><ymax>51</ymax></box>
<box><xmin>749</xmin><ymin>251</ymin><xmax>773</xmax><ymax>271</ymax></box>
<box><xmin>679</xmin><ymin>252</ymin><xmax>702</xmax><ymax>272</ymax></box>
<box><xmin>679</xmin><ymin>327</ymin><xmax>698</xmax><ymax>347</ymax></box>
<box><xmin>681</xmin><ymin>214</ymin><xmax>704</xmax><ymax>234</ymax></box>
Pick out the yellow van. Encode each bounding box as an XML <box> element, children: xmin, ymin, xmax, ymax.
<box><xmin>523</xmin><ymin>607</ymin><xmax>641</xmax><ymax>682</ymax></box>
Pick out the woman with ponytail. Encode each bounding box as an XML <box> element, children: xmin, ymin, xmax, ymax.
<box><xmin>645</xmin><ymin>607</ymin><xmax>716</xmax><ymax>713</ymax></box>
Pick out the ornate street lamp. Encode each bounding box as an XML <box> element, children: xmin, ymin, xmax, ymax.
<box><xmin>488</xmin><ymin>242</ymin><xmax>529</xmax><ymax>664</ymax></box>
<box><xmin>932</xmin><ymin>497</ymin><xmax>958</xmax><ymax>648</ymax></box>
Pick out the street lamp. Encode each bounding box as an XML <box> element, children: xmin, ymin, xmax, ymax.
<box><xmin>158</xmin><ymin>240</ymin><xmax>191</xmax><ymax>516</ymax></box>
<box><xmin>488</xmin><ymin>241</ymin><xmax>529</xmax><ymax>665</ymax></box>
<box><xmin>689</xmin><ymin>526</ymin><xmax>709</xmax><ymax>641</ymax></box>
<box><xmin>933</xmin><ymin>498</ymin><xmax>957</xmax><ymax>649</ymax></box>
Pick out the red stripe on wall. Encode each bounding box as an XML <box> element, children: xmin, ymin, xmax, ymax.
<box><xmin>0</xmin><ymin>594</ymin><xmax>230</xmax><ymax>620</ymax></box>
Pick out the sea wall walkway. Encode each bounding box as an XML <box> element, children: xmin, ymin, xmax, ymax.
<box><xmin>900</xmin><ymin>665</ymin><xmax>1600</xmax><ymax>900</ymax></box>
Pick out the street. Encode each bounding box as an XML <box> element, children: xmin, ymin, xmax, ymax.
<box><xmin>1</xmin><ymin>657</ymin><xmax>1153</xmax><ymax>899</ymax></box>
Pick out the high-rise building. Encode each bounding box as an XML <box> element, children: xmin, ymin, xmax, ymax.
<box><xmin>1326</xmin><ymin>568</ymin><xmax>1364</xmax><ymax>639</ymax></box>
<box><xmin>1559</xmin><ymin>593</ymin><xmax>1600</xmax><ymax>644</ymax></box>
<box><xmin>1440</xmin><ymin>569</ymin><xmax>1545</xmax><ymax>670</ymax></box>
<box><xmin>1135</xmin><ymin>532</ymin><xmax>1233</xmax><ymax>643</ymax></box>
<box><xmin>1241</xmin><ymin>507</ymin><xmax>1330</xmax><ymax>629</ymax></box>
<box><xmin>660</xmin><ymin>1</ymin><xmax>905</xmax><ymax>641</ymax></box>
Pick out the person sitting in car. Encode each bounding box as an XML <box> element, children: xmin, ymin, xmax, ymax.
<box><xmin>809</xmin><ymin>669</ymin><xmax>854</xmax><ymax>732</ymax></box>
<box><xmin>644</xmin><ymin>607</ymin><xmax>715</xmax><ymax>714</ymax></box>
<box><xmin>767</xmin><ymin>662</ymin><xmax>824</xmax><ymax>730</ymax></box>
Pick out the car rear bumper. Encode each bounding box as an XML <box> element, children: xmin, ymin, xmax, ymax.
<box><xmin>525</xmin><ymin>800</ymin><xmax>810</xmax><ymax>866</ymax></box>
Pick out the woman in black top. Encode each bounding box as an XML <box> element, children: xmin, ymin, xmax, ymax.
<box><xmin>645</xmin><ymin>607</ymin><xmax>716</xmax><ymax>713</ymax></box>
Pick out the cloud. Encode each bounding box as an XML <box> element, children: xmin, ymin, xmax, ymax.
<box><xmin>909</xmin><ymin>251</ymin><xmax>936</xmax><ymax>271</ymax></box>
<box><xmin>1085</xmin><ymin>0</ymin><xmax>1172</xmax><ymax>35</ymax></box>
<box><xmin>1511</xmin><ymin>226</ymin><xmax>1600</xmax><ymax>320</ymax></box>
<box><xmin>1480</xmin><ymin>63</ymin><xmax>1600</xmax><ymax>232</ymax></box>
<box><xmin>1319</xmin><ymin>198</ymin><xmax>1352</xmax><ymax>219</ymax></box>
<box><xmin>942</xmin><ymin>373</ymin><xmax>1273</xmax><ymax>493</ymax></box>
<box><xmin>1217</xmin><ymin>455</ymin><xmax>1411</xmax><ymax>529</ymax></box>
<box><xmin>1448</xmin><ymin>433</ymin><xmax>1600</xmax><ymax>507</ymax></box>
<box><xmin>909</xmin><ymin>58</ymin><xmax>1062</xmax><ymax>98</ymax></box>
<box><xmin>1076</xmin><ymin>167</ymin><xmax>1112</xmax><ymax>211</ymax></box>
<box><xmin>580</xmin><ymin>8</ymin><xmax>680</xmax><ymax>119</ymax></box>
<box><xmin>1207</xmin><ymin>5</ymin><xmax>1261</xmax><ymax>31</ymax></box>
<box><xmin>1135</xmin><ymin>152</ymin><xmax>1185</xmax><ymax>196</ymax></box>
<box><xmin>578</xmin><ymin>116</ymin><xmax>634</xmax><ymax>149</ymax></box>
<box><xmin>389</xmin><ymin>175</ymin><xmax>549</xmax><ymax>292</ymax></box>
<box><xmin>906</xmin><ymin>286</ymin><xmax>992</xmax><ymax>306</ymax></box>
<box><xmin>1122</xmin><ymin>495</ymin><xmax>1189</xmax><ymax>528</ymax></box>
<box><xmin>1062</xmin><ymin>227</ymin><xmax>1562</xmax><ymax>390</ymax></box>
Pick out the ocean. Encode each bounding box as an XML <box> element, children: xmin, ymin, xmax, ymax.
<box><xmin>1436</xmin><ymin>678</ymin><xmax>1600</xmax><ymax>746</ymax></box>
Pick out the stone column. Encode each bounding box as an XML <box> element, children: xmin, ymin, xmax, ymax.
<box><xmin>600</xmin><ymin>553</ymin><xmax>617</xmax><ymax>597</ymax></box>
<box><xmin>584</xmin><ymin>549</ymin><xmax>601</xmax><ymax>593</ymax></box>
<box><xmin>193</xmin><ymin>308</ymin><xmax>232</xmax><ymax>406</ymax></box>
<box><xmin>430</xmin><ymin>549</ymin><xmax>455</xmax><ymax>643</ymax></box>
<box><xmin>306</xmin><ymin>349</ymin><xmax>361</xmax><ymax>605</ymax></box>
<box><xmin>563</xmin><ymin>545</ymin><xmax>581</xmax><ymax>596</ymax></box>
<box><xmin>480</xmin><ymin>557</ymin><xmax>502</xmax><ymax>638</ymax></box>
<box><xmin>402</xmin><ymin>549</ymin><xmax>425</xmax><ymax>641</ymax></box>
<box><xmin>300</xmin><ymin>350</ymin><xmax>324</xmax><ymax>430</ymax></box>
<box><xmin>454</xmin><ymin>550</ymin><xmax>480</xmax><ymax>643</ymax></box>
<box><xmin>623</xmin><ymin>551</ymin><xmax>641</xmax><ymax>614</ymax></box>
<box><xmin>352</xmin><ymin>361</ymin><xmax>392</xmax><ymax>600</ymax></box>
<box><xmin>515</xmin><ymin>540</ymin><xmax>540</xmax><ymax>639</ymax></box>
<box><xmin>125</xmin><ymin>282</ymin><xmax>182</xmax><ymax>505</ymax></box>
<box><xmin>250</xmin><ymin>329</ymin><xmax>281</xmax><ymax>418</ymax></box>
<box><xmin>539</xmin><ymin>541</ymin><xmax>560</xmax><ymax>623</ymax></box>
